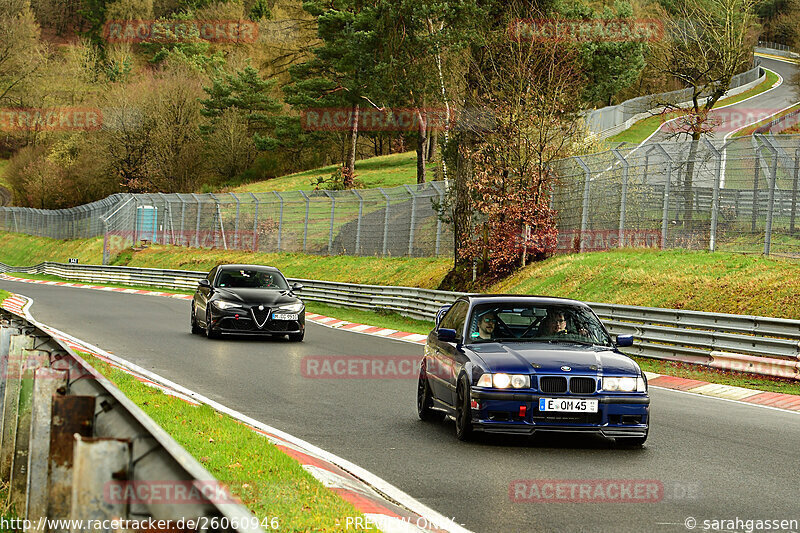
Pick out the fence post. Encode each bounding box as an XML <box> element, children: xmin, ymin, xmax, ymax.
<box><xmin>763</xmin><ymin>141</ymin><xmax>779</xmax><ymax>256</ymax></box>
<box><xmin>192</xmin><ymin>193</ymin><xmax>202</xmax><ymax>247</ymax></box>
<box><xmin>751</xmin><ymin>140</ymin><xmax>761</xmax><ymax>232</ymax></box>
<box><xmin>792</xmin><ymin>148</ymin><xmax>799</xmax><ymax>233</ymax></box>
<box><xmin>612</xmin><ymin>149</ymin><xmax>629</xmax><ymax>248</ymax></box>
<box><xmin>573</xmin><ymin>157</ymin><xmax>591</xmax><ymax>253</ymax></box>
<box><xmin>324</xmin><ymin>191</ymin><xmax>335</xmax><ymax>254</ymax></box>
<box><xmin>404</xmin><ymin>185</ymin><xmax>417</xmax><ymax>256</ymax></box>
<box><xmin>179</xmin><ymin>196</ymin><xmax>186</xmax><ymax>245</ymax></box>
<box><xmin>249</xmin><ymin>193</ymin><xmax>259</xmax><ymax>253</ymax></box>
<box><xmin>300</xmin><ymin>191</ymin><xmax>310</xmax><ymax>253</ymax></box>
<box><xmin>704</xmin><ymin>140</ymin><xmax>722</xmax><ymax>252</ymax></box>
<box><xmin>233</xmin><ymin>194</ymin><xmax>241</xmax><ymax>249</ymax></box>
<box><xmin>431</xmin><ymin>182</ymin><xmax>444</xmax><ymax>256</ymax></box>
<box><xmin>353</xmin><ymin>190</ymin><xmax>363</xmax><ymax>255</ymax></box>
<box><xmin>380</xmin><ymin>188</ymin><xmax>391</xmax><ymax>257</ymax></box>
<box><xmin>275</xmin><ymin>192</ymin><xmax>284</xmax><ymax>252</ymax></box>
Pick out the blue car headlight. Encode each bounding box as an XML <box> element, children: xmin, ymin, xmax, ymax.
<box><xmin>477</xmin><ymin>373</ymin><xmax>530</xmax><ymax>389</ymax></box>
<box><xmin>602</xmin><ymin>376</ymin><xmax>647</xmax><ymax>392</ymax></box>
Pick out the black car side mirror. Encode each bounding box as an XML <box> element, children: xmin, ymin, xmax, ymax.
<box><xmin>616</xmin><ymin>334</ymin><xmax>634</xmax><ymax>347</ymax></box>
<box><xmin>198</xmin><ymin>279</ymin><xmax>211</xmax><ymax>289</ymax></box>
<box><xmin>437</xmin><ymin>328</ymin><xmax>458</xmax><ymax>342</ymax></box>
<box><xmin>291</xmin><ymin>282</ymin><xmax>304</xmax><ymax>292</ymax></box>
<box><xmin>435</xmin><ymin>304</ymin><xmax>452</xmax><ymax>328</ymax></box>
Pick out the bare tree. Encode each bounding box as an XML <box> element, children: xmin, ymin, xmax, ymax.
<box><xmin>650</xmin><ymin>0</ymin><xmax>758</xmax><ymax>225</ymax></box>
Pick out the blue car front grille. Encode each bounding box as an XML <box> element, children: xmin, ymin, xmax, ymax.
<box><xmin>569</xmin><ymin>377</ymin><xmax>596</xmax><ymax>394</ymax></box>
<box><xmin>539</xmin><ymin>376</ymin><xmax>567</xmax><ymax>393</ymax></box>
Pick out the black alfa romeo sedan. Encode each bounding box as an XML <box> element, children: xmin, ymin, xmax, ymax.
<box><xmin>191</xmin><ymin>264</ymin><xmax>305</xmax><ymax>341</ymax></box>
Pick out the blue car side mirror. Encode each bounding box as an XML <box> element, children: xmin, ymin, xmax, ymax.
<box><xmin>437</xmin><ymin>328</ymin><xmax>458</xmax><ymax>342</ymax></box>
<box><xmin>616</xmin><ymin>334</ymin><xmax>634</xmax><ymax>347</ymax></box>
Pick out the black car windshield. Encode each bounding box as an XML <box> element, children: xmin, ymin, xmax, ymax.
<box><xmin>467</xmin><ymin>303</ymin><xmax>612</xmax><ymax>346</ymax></box>
<box><xmin>215</xmin><ymin>269</ymin><xmax>289</xmax><ymax>290</ymax></box>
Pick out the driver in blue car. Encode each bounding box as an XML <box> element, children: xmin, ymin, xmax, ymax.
<box><xmin>475</xmin><ymin>310</ymin><xmax>498</xmax><ymax>340</ymax></box>
<box><xmin>540</xmin><ymin>310</ymin><xmax>568</xmax><ymax>336</ymax></box>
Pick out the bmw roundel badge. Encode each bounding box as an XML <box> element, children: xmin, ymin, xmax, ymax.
<box><xmin>561</xmin><ymin>366</ymin><xmax>571</xmax><ymax>371</ymax></box>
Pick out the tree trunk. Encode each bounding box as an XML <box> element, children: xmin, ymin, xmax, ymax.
<box><xmin>428</xmin><ymin>132</ymin><xmax>437</xmax><ymax>162</ymax></box>
<box><xmin>345</xmin><ymin>103</ymin><xmax>359</xmax><ymax>181</ymax></box>
<box><xmin>416</xmin><ymin>109</ymin><xmax>427</xmax><ymax>184</ymax></box>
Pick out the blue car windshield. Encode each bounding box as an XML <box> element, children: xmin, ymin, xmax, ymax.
<box><xmin>467</xmin><ymin>304</ymin><xmax>612</xmax><ymax>346</ymax></box>
<box><xmin>216</xmin><ymin>269</ymin><xmax>289</xmax><ymax>290</ymax></box>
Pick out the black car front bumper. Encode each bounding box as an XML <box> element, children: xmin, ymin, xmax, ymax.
<box><xmin>209</xmin><ymin>307</ymin><xmax>305</xmax><ymax>336</ymax></box>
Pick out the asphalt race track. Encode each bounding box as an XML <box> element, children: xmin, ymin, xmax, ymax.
<box><xmin>2</xmin><ymin>279</ymin><xmax>799</xmax><ymax>533</ymax></box>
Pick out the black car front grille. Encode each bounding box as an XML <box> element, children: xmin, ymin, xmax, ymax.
<box><xmin>539</xmin><ymin>376</ymin><xmax>568</xmax><ymax>394</ymax></box>
<box><xmin>251</xmin><ymin>307</ymin><xmax>271</xmax><ymax>328</ymax></box>
<box><xmin>569</xmin><ymin>377</ymin><xmax>597</xmax><ymax>394</ymax></box>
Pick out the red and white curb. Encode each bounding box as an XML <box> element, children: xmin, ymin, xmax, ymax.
<box><xmin>0</xmin><ymin>292</ymin><xmax>468</xmax><ymax>533</ymax></box>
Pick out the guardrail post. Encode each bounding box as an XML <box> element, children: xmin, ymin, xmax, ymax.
<box><xmin>26</xmin><ymin>367</ymin><xmax>68</xmax><ymax>522</ymax></box>
<box><xmin>48</xmin><ymin>396</ymin><xmax>95</xmax><ymax>521</ymax></box>
<box><xmin>300</xmin><ymin>191</ymin><xmax>310</xmax><ymax>253</ymax></box>
<box><xmin>324</xmin><ymin>191</ymin><xmax>335</xmax><ymax>254</ymax></box>
<box><xmin>1</xmin><ymin>334</ymin><xmax>35</xmax><ymax>480</ymax></box>
<box><xmin>9</xmin><ymin>349</ymin><xmax>50</xmax><ymax>514</ymax></box>
<box><xmin>404</xmin><ymin>185</ymin><xmax>417</xmax><ymax>256</ymax></box>
<box><xmin>275</xmin><ymin>192</ymin><xmax>284</xmax><ymax>252</ymax></box>
<box><xmin>792</xmin><ymin>148</ymin><xmax>799</xmax><ymax>234</ymax></box>
<box><xmin>379</xmin><ymin>188</ymin><xmax>391</xmax><ymax>257</ymax></box>
<box><xmin>70</xmin><ymin>436</ymin><xmax>131</xmax><ymax>529</ymax></box>
<box><xmin>612</xmin><ymin>150</ymin><xmax>629</xmax><ymax>247</ymax></box>
<box><xmin>0</xmin><ymin>324</ymin><xmax>20</xmax><ymax>409</ymax></box>
<box><xmin>353</xmin><ymin>190</ymin><xmax>363</xmax><ymax>255</ymax></box>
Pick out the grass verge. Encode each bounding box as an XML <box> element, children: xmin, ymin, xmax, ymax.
<box><xmin>77</xmin><ymin>350</ymin><xmax>373</xmax><ymax>532</ymax></box>
<box><xmin>231</xmin><ymin>152</ymin><xmax>433</xmax><ymax>193</ymax></box>
<box><xmin>0</xmin><ymin>289</ymin><xmax>10</xmax><ymax>303</ymax></box>
<box><xmin>607</xmin><ymin>69</ymin><xmax>780</xmax><ymax>144</ymax></box>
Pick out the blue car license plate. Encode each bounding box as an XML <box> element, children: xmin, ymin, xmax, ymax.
<box><xmin>539</xmin><ymin>398</ymin><xmax>598</xmax><ymax>413</ymax></box>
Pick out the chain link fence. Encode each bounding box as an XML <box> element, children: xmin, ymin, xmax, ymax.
<box><xmin>552</xmin><ymin>133</ymin><xmax>800</xmax><ymax>257</ymax></box>
<box><xmin>1</xmin><ymin>134</ymin><xmax>799</xmax><ymax>262</ymax></box>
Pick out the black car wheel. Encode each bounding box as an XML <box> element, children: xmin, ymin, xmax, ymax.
<box><xmin>190</xmin><ymin>305</ymin><xmax>203</xmax><ymax>335</ymax></box>
<box><xmin>288</xmin><ymin>330</ymin><xmax>304</xmax><ymax>342</ymax></box>
<box><xmin>455</xmin><ymin>376</ymin><xmax>474</xmax><ymax>441</ymax></box>
<box><xmin>417</xmin><ymin>368</ymin><xmax>444</xmax><ymax>422</ymax></box>
<box><xmin>205</xmin><ymin>308</ymin><xmax>220</xmax><ymax>339</ymax></box>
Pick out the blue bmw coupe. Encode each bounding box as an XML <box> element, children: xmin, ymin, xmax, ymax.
<box><xmin>417</xmin><ymin>295</ymin><xmax>650</xmax><ymax>445</ymax></box>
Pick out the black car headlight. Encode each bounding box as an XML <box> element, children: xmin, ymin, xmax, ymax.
<box><xmin>213</xmin><ymin>300</ymin><xmax>244</xmax><ymax>310</ymax></box>
<box><xmin>477</xmin><ymin>373</ymin><xmax>530</xmax><ymax>389</ymax></box>
<box><xmin>277</xmin><ymin>302</ymin><xmax>304</xmax><ymax>313</ymax></box>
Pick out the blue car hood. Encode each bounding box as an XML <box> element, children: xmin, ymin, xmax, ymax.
<box><xmin>468</xmin><ymin>342</ymin><xmax>640</xmax><ymax>375</ymax></box>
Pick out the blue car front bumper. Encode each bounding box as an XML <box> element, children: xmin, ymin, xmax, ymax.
<box><xmin>470</xmin><ymin>388</ymin><xmax>649</xmax><ymax>437</ymax></box>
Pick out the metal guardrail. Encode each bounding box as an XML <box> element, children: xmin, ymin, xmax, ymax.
<box><xmin>0</xmin><ymin>300</ymin><xmax>263</xmax><ymax>531</ymax></box>
<box><xmin>1</xmin><ymin>262</ymin><xmax>798</xmax><ymax>381</ymax></box>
